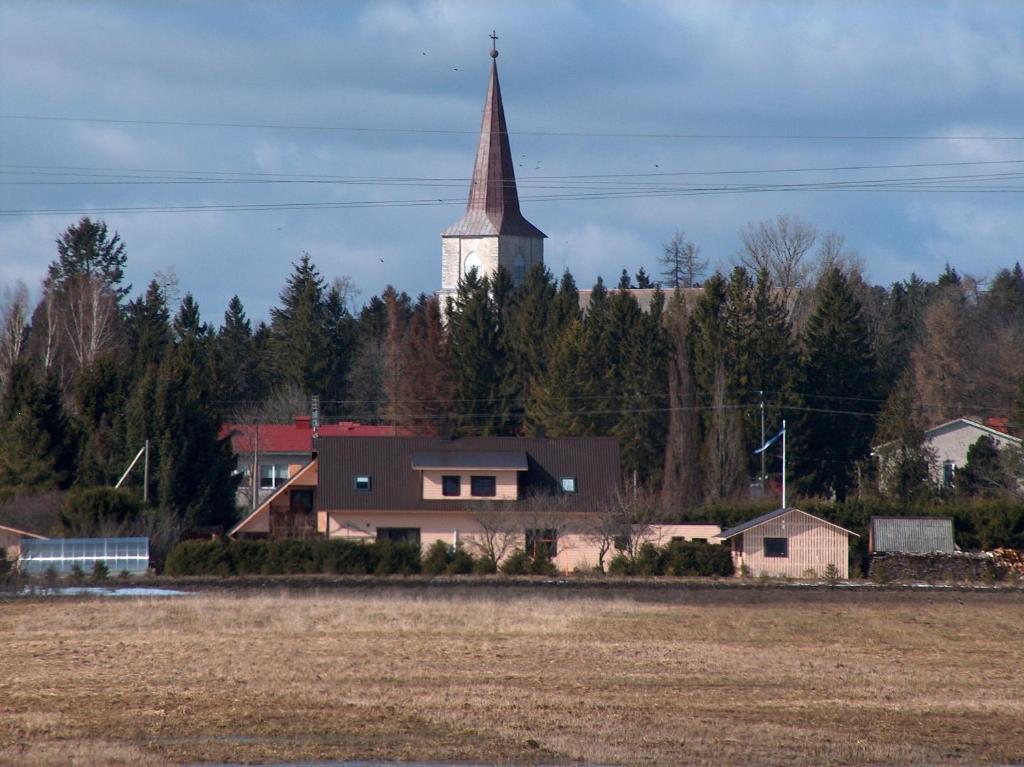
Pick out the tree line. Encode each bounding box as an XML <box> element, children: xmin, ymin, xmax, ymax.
<box><xmin>1</xmin><ymin>215</ymin><xmax>1023</xmax><ymax>545</ymax></box>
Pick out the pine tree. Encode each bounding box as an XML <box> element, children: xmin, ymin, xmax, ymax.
<box><xmin>613</xmin><ymin>289</ymin><xmax>668</xmax><ymax>487</ymax></box>
<box><xmin>270</xmin><ymin>254</ymin><xmax>329</xmax><ymax>399</ymax></box>
<box><xmin>528</xmin><ymin>318</ymin><xmax>589</xmax><ymax>436</ymax></box>
<box><xmin>551</xmin><ymin>271</ymin><xmax>581</xmax><ymax>330</ymax></box>
<box><xmin>323</xmin><ymin>280</ymin><xmax>357</xmax><ymax>402</ymax></box>
<box><xmin>798</xmin><ymin>267</ymin><xmax>879</xmax><ymax>500</ymax></box>
<box><xmin>447</xmin><ymin>270</ymin><xmax>512</xmax><ymax>436</ymax></box>
<box><xmin>49</xmin><ymin>217</ymin><xmax>130</xmax><ymax>299</ymax></box>
<box><xmin>215</xmin><ymin>296</ymin><xmax>262</xmax><ymax>404</ymax></box>
<box><xmin>123</xmin><ymin>280</ymin><xmax>172</xmax><ymax>382</ymax></box>
<box><xmin>635</xmin><ymin>267</ymin><xmax>655</xmax><ymax>289</ymax></box>
<box><xmin>505</xmin><ymin>264</ymin><xmax>557</xmax><ymax>427</ymax></box>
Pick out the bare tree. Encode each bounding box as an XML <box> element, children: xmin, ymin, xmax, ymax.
<box><xmin>0</xmin><ymin>282</ymin><xmax>30</xmax><ymax>390</ymax></box>
<box><xmin>702</xmin><ymin>362</ymin><xmax>747</xmax><ymax>503</ymax></box>
<box><xmin>465</xmin><ymin>501</ymin><xmax>521</xmax><ymax>566</ymax></box>
<box><xmin>660</xmin><ymin>231</ymin><xmax>707</xmax><ymax>289</ymax></box>
<box><xmin>60</xmin><ymin>274</ymin><xmax>120</xmax><ymax>371</ymax></box>
<box><xmin>662</xmin><ymin>291</ymin><xmax>702</xmax><ymax>512</ymax></box>
<box><xmin>28</xmin><ymin>293</ymin><xmax>61</xmax><ymax>376</ymax></box>
<box><xmin>585</xmin><ymin>489</ymin><xmax>658</xmax><ymax>569</ymax></box>
<box><xmin>738</xmin><ymin>215</ymin><xmax>817</xmax><ymax>300</ymax></box>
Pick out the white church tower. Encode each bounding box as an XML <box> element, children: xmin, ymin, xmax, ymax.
<box><xmin>440</xmin><ymin>34</ymin><xmax>545</xmax><ymax>301</ymax></box>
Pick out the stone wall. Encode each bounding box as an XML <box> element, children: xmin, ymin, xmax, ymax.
<box><xmin>867</xmin><ymin>551</ymin><xmax>1010</xmax><ymax>583</ymax></box>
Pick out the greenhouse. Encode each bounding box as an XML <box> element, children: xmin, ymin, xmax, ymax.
<box><xmin>19</xmin><ymin>537</ymin><xmax>150</xmax><ymax>575</ymax></box>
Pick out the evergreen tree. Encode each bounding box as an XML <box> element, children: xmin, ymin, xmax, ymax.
<box><xmin>505</xmin><ymin>264</ymin><xmax>557</xmax><ymax>427</ymax></box>
<box><xmin>617</xmin><ymin>269</ymin><xmax>633</xmax><ymax>289</ymax></box>
<box><xmin>635</xmin><ymin>267</ymin><xmax>655</xmax><ymax>289</ymax></box>
<box><xmin>74</xmin><ymin>355</ymin><xmax>128</xmax><ymax>486</ymax></box>
<box><xmin>874</xmin><ymin>369</ymin><xmax>935</xmax><ymax>502</ymax></box>
<box><xmin>215</xmin><ymin>295</ymin><xmax>262</xmax><ymax>404</ymax></box>
<box><xmin>346</xmin><ymin>294</ymin><xmax>391</xmax><ymax>422</ymax></box>
<box><xmin>447</xmin><ymin>270</ymin><xmax>513</xmax><ymax>436</ymax></box>
<box><xmin>550</xmin><ymin>271</ymin><xmax>581</xmax><ymax>330</ymax></box>
<box><xmin>613</xmin><ymin>288</ymin><xmax>668</xmax><ymax>487</ymax></box>
<box><xmin>49</xmin><ymin>217</ymin><xmax>130</xmax><ymax>299</ymax></box>
<box><xmin>123</xmin><ymin>279</ymin><xmax>172</xmax><ymax>382</ymax></box>
<box><xmin>797</xmin><ymin>267</ymin><xmax>879</xmax><ymax>500</ymax></box>
<box><xmin>323</xmin><ymin>279</ymin><xmax>357</xmax><ymax>403</ymax></box>
<box><xmin>528</xmin><ymin>318</ymin><xmax>589</xmax><ymax>436</ymax></box>
<box><xmin>270</xmin><ymin>254</ymin><xmax>329</xmax><ymax>399</ymax></box>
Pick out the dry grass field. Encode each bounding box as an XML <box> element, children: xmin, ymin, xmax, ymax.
<box><xmin>1</xmin><ymin>587</ymin><xmax>1023</xmax><ymax>766</ymax></box>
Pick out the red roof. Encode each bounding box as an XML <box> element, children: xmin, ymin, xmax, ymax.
<box><xmin>984</xmin><ymin>416</ymin><xmax>1012</xmax><ymax>436</ymax></box>
<box><xmin>220</xmin><ymin>417</ymin><xmax>411</xmax><ymax>454</ymax></box>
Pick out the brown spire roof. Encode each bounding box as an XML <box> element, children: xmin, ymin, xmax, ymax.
<box><xmin>442</xmin><ymin>50</ymin><xmax>545</xmax><ymax>239</ymax></box>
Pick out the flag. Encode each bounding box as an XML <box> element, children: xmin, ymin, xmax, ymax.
<box><xmin>754</xmin><ymin>427</ymin><xmax>785</xmax><ymax>454</ymax></box>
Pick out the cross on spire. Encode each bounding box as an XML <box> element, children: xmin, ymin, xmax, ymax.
<box><xmin>489</xmin><ymin>30</ymin><xmax>498</xmax><ymax>57</ymax></box>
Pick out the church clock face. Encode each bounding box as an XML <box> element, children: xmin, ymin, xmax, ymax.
<box><xmin>463</xmin><ymin>251</ymin><xmax>481</xmax><ymax>276</ymax></box>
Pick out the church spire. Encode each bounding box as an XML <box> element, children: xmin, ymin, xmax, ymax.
<box><xmin>442</xmin><ymin>36</ymin><xmax>545</xmax><ymax>239</ymax></box>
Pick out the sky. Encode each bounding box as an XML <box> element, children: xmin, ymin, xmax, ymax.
<box><xmin>2</xmin><ymin>1</ymin><xmax>1024</xmax><ymax>322</ymax></box>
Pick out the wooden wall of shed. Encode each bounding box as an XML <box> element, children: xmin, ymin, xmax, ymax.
<box><xmin>733</xmin><ymin>510</ymin><xmax>851</xmax><ymax>578</ymax></box>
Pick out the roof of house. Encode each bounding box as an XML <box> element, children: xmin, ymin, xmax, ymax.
<box><xmin>924</xmin><ymin>417</ymin><xmax>1022</xmax><ymax>445</ymax></box>
<box><xmin>316</xmin><ymin>436</ymin><xmax>619</xmax><ymax>512</ymax></box>
<box><xmin>869</xmin><ymin>516</ymin><xmax>956</xmax><ymax>554</ymax></box>
<box><xmin>221</xmin><ymin>417</ymin><xmax>410</xmax><ymax>454</ymax></box>
<box><xmin>441</xmin><ymin>50</ymin><xmax>545</xmax><ymax>240</ymax></box>
<box><xmin>717</xmin><ymin>507</ymin><xmax>859</xmax><ymax>540</ymax></box>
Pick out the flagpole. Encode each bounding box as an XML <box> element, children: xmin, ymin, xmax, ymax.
<box><xmin>781</xmin><ymin>419</ymin><xmax>787</xmax><ymax>509</ymax></box>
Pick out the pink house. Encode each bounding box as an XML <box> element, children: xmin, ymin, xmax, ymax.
<box><xmin>229</xmin><ymin>435</ymin><xmax>709</xmax><ymax>572</ymax></box>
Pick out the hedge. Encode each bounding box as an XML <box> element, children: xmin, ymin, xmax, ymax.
<box><xmin>164</xmin><ymin>538</ymin><xmax>421</xmax><ymax>576</ymax></box>
<box><xmin>608</xmin><ymin>540</ymin><xmax>734</xmax><ymax>577</ymax></box>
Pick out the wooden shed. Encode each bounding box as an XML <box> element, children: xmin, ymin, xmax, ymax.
<box><xmin>717</xmin><ymin>507</ymin><xmax>858</xmax><ymax>579</ymax></box>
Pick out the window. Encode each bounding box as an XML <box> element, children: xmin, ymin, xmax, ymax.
<box><xmin>763</xmin><ymin>537</ymin><xmax>788</xmax><ymax>558</ymax></box>
<box><xmin>943</xmin><ymin>460</ymin><xmax>957</xmax><ymax>489</ymax></box>
<box><xmin>260</xmin><ymin>464</ymin><xmax>290</xmax><ymax>489</ymax></box>
<box><xmin>526</xmin><ymin>528</ymin><xmax>558</xmax><ymax>558</ymax></box>
<box><xmin>353</xmin><ymin>475</ymin><xmax>372</xmax><ymax>492</ymax></box>
<box><xmin>470</xmin><ymin>475</ymin><xmax>496</xmax><ymax>497</ymax></box>
<box><xmin>560</xmin><ymin>476</ymin><xmax>577</xmax><ymax>493</ymax></box>
<box><xmin>442</xmin><ymin>475</ymin><xmax>461</xmax><ymax>497</ymax></box>
<box><xmin>376</xmin><ymin>527</ymin><xmax>420</xmax><ymax>544</ymax></box>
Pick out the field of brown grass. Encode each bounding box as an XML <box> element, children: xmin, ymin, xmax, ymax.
<box><xmin>1</xmin><ymin>587</ymin><xmax>1023</xmax><ymax>766</ymax></box>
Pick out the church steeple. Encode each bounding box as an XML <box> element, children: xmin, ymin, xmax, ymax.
<box><xmin>442</xmin><ymin>36</ymin><xmax>545</xmax><ymax>239</ymax></box>
<box><xmin>440</xmin><ymin>35</ymin><xmax>545</xmax><ymax>296</ymax></box>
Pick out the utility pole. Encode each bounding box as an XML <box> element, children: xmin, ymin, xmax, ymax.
<box><xmin>759</xmin><ymin>390</ymin><xmax>766</xmax><ymax>495</ymax></box>
<box><xmin>781</xmin><ymin>419</ymin><xmax>787</xmax><ymax>509</ymax></box>
<box><xmin>143</xmin><ymin>439</ymin><xmax>149</xmax><ymax>504</ymax></box>
<box><xmin>251</xmin><ymin>423</ymin><xmax>259</xmax><ymax>511</ymax></box>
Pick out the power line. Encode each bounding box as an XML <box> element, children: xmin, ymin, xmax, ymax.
<box><xmin>3</xmin><ymin>113</ymin><xmax>1024</xmax><ymax>141</ymax></box>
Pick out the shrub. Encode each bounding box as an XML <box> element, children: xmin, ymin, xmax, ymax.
<box><xmin>68</xmin><ymin>563</ymin><xmax>85</xmax><ymax>585</ymax></box>
<box><xmin>44</xmin><ymin>566</ymin><xmax>59</xmax><ymax>592</ymax></box>
<box><xmin>371</xmin><ymin>540</ymin><xmax>421</xmax><ymax>575</ymax></box>
<box><xmin>823</xmin><ymin>563</ymin><xmax>839</xmax><ymax>586</ymax></box>
<box><xmin>473</xmin><ymin>555</ymin><xmax>498</xmax><ymax>575</ymax></box>
<box><xmin>164</xmin><ymin>540</ymin><xmax>231</xmax><ymax>576</ymax></box>
<box><xmin>606</xmin><ymin>553</ymin><xmax>635</xmax><ymax>576</ymax></box>
<box><xmin>0</xmin><ymin>550</ymin><xmax>8</xmax><ymax>578</ymax></box>
<box><xmin>500</xmin><ymin>548</ymin><xmax>532</xmax><ymax>575</ymax></box>
<box><xmin>422</xmin><ymin>540</ymin><xmax>452</xmax><ymax>575</ymax></box>
<box><xmin>91</xmin><ymin>560</ymin><xmax>109</xmax><ymax>583</ymax></box>
<box><xmin>446</xmin><ymin>545</ymin><xmax>475</xmax><ymax>575</ymax></box>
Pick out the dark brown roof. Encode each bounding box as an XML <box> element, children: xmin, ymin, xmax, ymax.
<box><xmin>411</xmin><ymin>450</ymin><xmax>528</xmax><ymax>471</ymax></box>
<box><xmin>316</xmin><ymin>436</ymin><xmax>619</xmax><ymax>512</ymax></box>
<box><xmin>442</xmin><ymin>54</ymin><xmax>545</xmax><ymax>239</ymax></box>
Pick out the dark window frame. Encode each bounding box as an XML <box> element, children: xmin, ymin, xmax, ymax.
<box><xmin>526</xmin><ymin>528</ymin><xmax>558</xmax><ymax>558</ymax></box>
<box><xmin>376</xmin><ymin>527</ymin><xmax>421</xmax><ymax>544</ymax></box>
<box><xmin>470</xmin><ymin>475</ymin><xmax>497</xmax><ymax>497</ymax></box>
<box><xmin>441</xmin><ymin>475</ymin><xmax>461</xmax><ymax>497</ymax></box>
<box><xmin>560</xmin><ymin>476</ymin><xmax>577</xmax><ymax>494</ymax></box>
<box><xmin>763</xmin><ymin>537</ymin><xmax>788</xmax><ymax>558</ymax></box>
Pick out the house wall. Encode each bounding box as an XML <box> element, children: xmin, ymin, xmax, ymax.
<box><xmin>233</xmin><ymin>462</ymin><xmax>319</xmax><ymax>537</ymax></box>
<box><xmin>421</xmin><ymin>470</ymin><xmax>518</xmax><ymax>501</ymax></box>
<box><xmin>926</xmin><ymin>423</ymin><xmax>1021</xmax><ymax>482</ymax></box>
<box><xmin>731</xmin><ymin>510</ymin><xmax>851</xmax><ymax>578</ymax></box>
<box><xmin>326</xmin><ymin>510</ymin><xmax>608</xmax><ymax>573</ymax></box>
<box><xmin>644</xmin><ymin>524</ymin><xmax>722</xmax><ymax>544</ymax></box>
